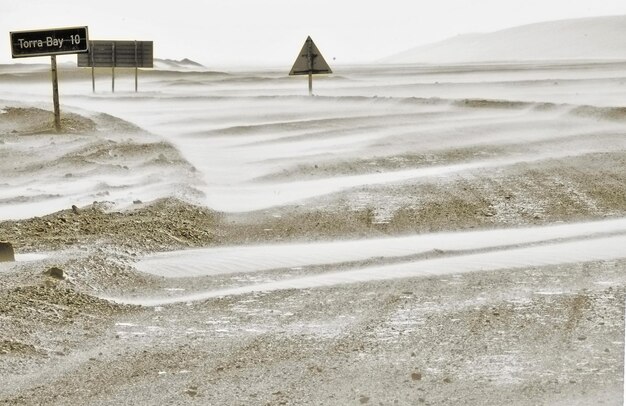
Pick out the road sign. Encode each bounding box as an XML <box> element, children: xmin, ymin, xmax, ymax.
<box><xmin>289</xmin><ymin>36</ymin><xmax>332</xmax><ymax>76</ymax></box>
<box><xmin>289</xmin><ymin>36</ymin><xmax>332</xmax><ymax>95</ymax></box>
<box><xmin>9</xmin><ymin>26</ymin><xmax>89</xmax><ymax>132</ymax></box>
<box><xmin>10</xmin><ymin>26</ymin><xmax>89</xmax><ymax>58</ymax></box>
<box><xmin>77</xmin><ymin>40</ymin><xmax>153</xmax><ymax>93</ymax></box>
<box><xmin>77</xmin><ymin>40</ymin><xmax>153</xmax><ymax>68</ymax></box>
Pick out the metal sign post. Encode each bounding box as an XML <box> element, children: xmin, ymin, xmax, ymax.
<box><xmin>289</xmin><ymin>36</ymin><xmax>332</xmax><ymax>96</ymax></box>
<box><xmin>134</xmin><ymin>41</ymin><xmax>138</xmax><ymax>92</ymax></box>
<box><xmin>90</xmin><ymin>40</ymin><xmax>96</xmax><ymax>93</ymax></box>
<box><xmin>112</xmin><ymin>43</ymin><xmax>116</xmax><ymax>93</ymax></box>
<box><xmin>307</xmin><ymin>40</ymin><xmax>313</xmax><ymax>96</ymax></box>
<box><xmin>9</xmin><ymin>26</ymin><xmax>89</xmax><ymax>132</ymax></box>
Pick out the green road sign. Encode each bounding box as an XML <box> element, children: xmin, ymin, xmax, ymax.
<box><xmin>10</xmin><ymin>26</ymin><xmax>89</xmax><ymax>58</ymax></box>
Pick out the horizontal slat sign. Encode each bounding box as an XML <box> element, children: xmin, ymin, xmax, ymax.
<box><xmin>77</xmin><ymin>40</ymin><xmax>153</xmax><ymax>93</ymax></box>
<box><xmin>10</xmin><ymin>26</ymin><xmax>89</xmax><ymax>58</ymax></box>
<box><xmin>77</xmin><ymin>40</ymin><xmax>153</xmax><ymax>68</ymax></box>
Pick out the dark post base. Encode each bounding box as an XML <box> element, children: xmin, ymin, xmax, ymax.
<box><xmin>0</xmin><ymin>242</ymin><xmax>15</xmax><ymax>262</ymax></box>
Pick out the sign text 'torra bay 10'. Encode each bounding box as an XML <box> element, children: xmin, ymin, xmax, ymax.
<box><xmin>10</xmin><ymin>26</ymin><xmax>89</xmax><ymax>58</ymax></box>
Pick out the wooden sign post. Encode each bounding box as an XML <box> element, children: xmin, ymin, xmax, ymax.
<box><xmin>289</xmin><ymin>36</ymin><xmax>332</xmax><ymax>96</ymax></box>
<box><xmin>10</xmin><ymin>26</ymin><xmax>89</xmax><ymax>132</ymax></box>
<box><xmin>50</xmin><ymin>55</ymin><xmax>61</xmax><ymax>131</ymax></box>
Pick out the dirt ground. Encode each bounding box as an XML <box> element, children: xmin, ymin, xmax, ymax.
<box><xmin>1</xmin><ymin>103</ymin><xmax>625</xmax><ymax>405</ymax></box>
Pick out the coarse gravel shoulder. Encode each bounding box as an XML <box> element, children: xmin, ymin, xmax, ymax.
<box><xmin>1</xmin><ymin>194</ymin><xmax>624</xmax><ymax>405</ymax></box>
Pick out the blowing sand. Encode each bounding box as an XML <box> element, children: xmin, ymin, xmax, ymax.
<box><xmin>1</xmin><ymin>61</ymin><xmax>625</xmax><ymax>405</ymax></box>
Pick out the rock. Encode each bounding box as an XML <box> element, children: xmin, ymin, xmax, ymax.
<box><xmin>411</xmin><ymin>372</ymin><xmax>422</xmax><ymax>381</ymax></box>
<box><xmin>0</xmin><ymin>242</ymin><xmax>15</xmax><ymax>262</ymax></box>
<box><xmin>184</xmin><ymin>386</ymin><xmax>198</xmax><ymax>397</ymax></box>
<box><xmin>72</xmin><ymin>205</ymin><xmax>80</xmax><ymax>214</ymax></box>
<box><xmin>359</xmin><ymin>395</ymin><xmax>370</xmax><ymax>404</ymax></box>
<box><xmin>45</xmin><ymin>267</ymin><xmax>65</xmax><ymax>280</ymax></box>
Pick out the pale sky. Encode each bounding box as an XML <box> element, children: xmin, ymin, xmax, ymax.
<box><xmin>3</xmin><ymin>0</ymin><xmax>626</xmax><ymax>68</ymax></box>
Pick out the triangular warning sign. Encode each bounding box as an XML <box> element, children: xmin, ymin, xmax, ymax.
<box><xmin>289</xmin><ymin>36</ymin><xmax>332</xmax><ymax>76</ymax></box>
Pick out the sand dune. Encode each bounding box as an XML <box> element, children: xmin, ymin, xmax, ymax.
<box><xmin>382</xmin><ymin>15</ymin><xmax>626</xmax><ymax>64</ymax></box>
<box><xmin>0</xmin><ymin>106</ymin><xmax>202</xmax><ymax>220</ymax></box>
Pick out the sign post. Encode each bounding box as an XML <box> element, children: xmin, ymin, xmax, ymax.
<box><xmin>134</xmin><ymin>41</ymin><xmax>139</xmax><ymax>92</ymax></box>
<box><xmin>112</xmin><ymin>43</ymin><xmax>116</xmax><ymax>93</ymax></box>
<box><xmin>10</xmin><ymin>26</ymin><xmax>89</xmax><ymax>132</ymax></box>
<box><xmin>50</xmin><ymin>55</ymin><xmax>61</xmax><ymax>131</ymax></box>
<box><xmin>90</xmin><ymin>41</ymin><xmax>96</xmax><ymax>93</ymax></box>
<box><xmin>289</xmin><ymin>36</ymin><xmax>332</xmax><ymax>96</ymax></box>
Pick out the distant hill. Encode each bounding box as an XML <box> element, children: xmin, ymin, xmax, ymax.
<box><xmin>154</xmin><ymin>58</ymin><xmax>205</xmax><ymax>71</ymax></box>
<box><xmin>381</xmin><ymin>15</ymin><xmax>626</xmax><ymax>64</ymax></box>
